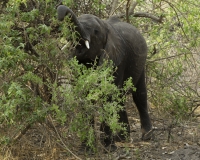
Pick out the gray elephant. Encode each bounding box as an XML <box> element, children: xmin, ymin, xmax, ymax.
<box><xmin>57</xmin><ymin>5</ymin><xmax>152</xmax><ymax>149</ymax></box>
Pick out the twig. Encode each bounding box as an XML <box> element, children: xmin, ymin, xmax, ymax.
<box><xmin>126</xmin><ymin>0</ymin><xmax>131</xmax><ymax>23</ymax></box>
<box><xmin>188</xmin><ymin>104</ymin><xmax>200</xmax><ymax>117</ymax></box>
<box><xmin>110</xmin><ymin>0</ymin><xmax>162</xmax><ymax>23</ymax></box>
<box><xmin>110</xmin><ymin>0</ymin><xmax>119</xmax><ymax>16</ymax></box>
<box><xmin>12</xmin><ymin>124</ymin><xmax>32</xmax><ymax>143</ymax></box>
<box><xmin>166</xmin><ymin>120</ymin><xmax>177</xmax><ymax>143</ymax></box>
<box><xmin>147</xmin><ymin>52</ymin><xmax>192</xmax><ymax>63</ymax></box>
<box><xmin>47</xmin><ymin>115</ymin><xmax>82</xmax><ymax>160</ymax></box>
<box><xmin>110</xmin><ymin>0</ymin><xmax>126</xmax><ymax>16</ymax></box>
<box><xmin>163</xmin><ymin>0</ymin><xmax>189</xmax><ymax>41</ymax></box>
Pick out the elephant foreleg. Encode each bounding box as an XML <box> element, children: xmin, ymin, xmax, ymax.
<box><xmin>114</xmin><ymin>109</ymin><xmax>130</xmax><ymax>142</ymax></box>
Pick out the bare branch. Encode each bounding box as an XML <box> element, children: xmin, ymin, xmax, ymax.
<box><xmin>115</xmin><ymin>1</ymin><xmax>163</xmax><ymax>23</ymax></box>
<box><xmin>126</xmin><ymin>0</ymin><xmax>131</xmax><ymax>23</ymax></box>
<box><xmin>118</xmin><ymin>11</ymin><xmax>163</xmax><ymax>23</ymax></box>
<box><xmin>12</xmin><ymin>124</ymin><xmax>32</xmax><ymax>142</ymax></box>
<box><xmin>133</xmin><ymin>12</ymin><xmax>164</xmax><ymax>23</ymax></box>
<box><xmin>129</xmin><ymin>1</ymin><xmax>138</xmax><ymax>15</ymax></box>
<box><xmin>110</xmin><ymin>0</ymin><xmax>126</xmax><ymax>16</ymax></box>
<box><xmin>163</xmin><ymin>0</ymin><xmax>189</xmax><ymax>41</ymax></box>
<box><xmin>110</xmin><ymin>0</ymin><xmax>119</xmax><ymax>16</ymax></box>
<box><xmin>48</xmin><ymin>115</ymin><xmax>82</xmax><ymax>160</ymax></box>
<box><xmin>147</xmin><ymin>52</ymin><xmax>192</xmax><ymax>63</ymax></box>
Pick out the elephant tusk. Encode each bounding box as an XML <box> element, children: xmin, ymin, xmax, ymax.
<box><xmin>85</xmin><ymin>40</ymin><xmax>90</xmax><ymax>49</ymax></box>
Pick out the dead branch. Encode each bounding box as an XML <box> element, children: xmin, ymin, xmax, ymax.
<box><xmin>48</xmin><ymin>115</ymin><xmax>82</xmax><ymax>160</ymax></box>
<box><xmin>128</xmin><ymin>1</ymin><xmax>138</xmax><ymax>15</ymax></box>
<box><xmin>117</xmin><ymin>11</ymin><xmax>163</xmax><ymax>23</ymax></box>
<box><xmin>126</xmin><ymin>0</ymin><xmax>131</xmax><ymax>23</ymax></box>
<box><xmin>147</xmin><ymin>52</ymin><xmax>192</xmax><ymax>63</ymax></box>
<box><xmin>12</xmin><ymin>124</ymin><xmax>32</xmax><ymax>143</ymax></box>
<box><xmin>110</xmin><ymin>0</ymin><xmax>119</xmax><ymax>16</ymax></box>
<box><xmin>133</xmin><ymin>12</ymin><xmax>164</xmax><ymax>23</ymax></box>
<box><xmin>116</xmin><ymin>1</ymin><xmax>163</xmax><ymax>23</ymax></box>
<box><xmin>110</xmin><ymin>0</ymin><xmax>126</xmax><ymax>16</ymax></box>
<box><xmin>163</xmin><ymin>0</ymin><xmax>189</xmax><ymax>41</ymax></box>
<box><xmin>188</xmin><ymin>104</ymin><xmax>200</xmax><ymax>117</ymax></box>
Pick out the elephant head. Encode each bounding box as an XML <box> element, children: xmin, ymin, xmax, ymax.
<box><xmin>57</xmin><ymin>5</ymin><xmax>109</xmax><ymax>62</ymax></box>
<box><xmin>57</xmin><ymin>5</ymin><xmax>89</xmax><ymax>48</ymax></box>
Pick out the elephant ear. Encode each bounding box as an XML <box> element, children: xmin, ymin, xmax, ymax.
<box><xmin>99</xmin><ymin>30</ymin><xmax>125</xmax><ymax>66</ymax></box>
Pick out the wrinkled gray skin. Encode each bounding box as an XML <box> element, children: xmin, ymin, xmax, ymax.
<box><xmin>57</xmin><ymin>5</ymin><xmax>152</xmax><ymax>147</ymax></box>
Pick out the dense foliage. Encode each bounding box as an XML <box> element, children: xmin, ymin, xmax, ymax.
<box><xmin>0</xmin><ymin>0</ymin><xmax>199</xmax><ymax>158</ymax></box>
<box><xmin>0</xmin><ymin>0</ymin><xmax>134</xmax><ymax>149</ymax></box>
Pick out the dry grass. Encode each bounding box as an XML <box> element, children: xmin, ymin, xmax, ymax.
<box><xmin>0</xmin><ymin>96</ymin><xmax>200</xmax><ymax>159</ymax></box>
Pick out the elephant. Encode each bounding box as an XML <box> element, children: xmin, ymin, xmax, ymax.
<box><xmin>57</xmin><ymin>5</ymin><xmax>152</xmax><ymax>149</ymax></box>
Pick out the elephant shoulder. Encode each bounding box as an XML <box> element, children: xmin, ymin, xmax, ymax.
<box><xmin>100</xmin><ymin>26</ymin><xmax>126</xmax><ymax>66</ymax></box>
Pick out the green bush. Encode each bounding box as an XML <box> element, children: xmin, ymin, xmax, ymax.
<box><xmin>0</xmin><ymin>0</ymin><xmax>134</xmax><ymax>149</ymax></box>
<box><xmin>0</xmin><ymin>0</ymin><xmax>200</xmax><ymax>156</ymax></box>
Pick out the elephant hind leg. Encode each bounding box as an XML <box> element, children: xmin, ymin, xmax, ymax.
<box><xmin>132</xmin><ymin>70</ymin><xmax>153</xmax><ymax>140</ymax></box>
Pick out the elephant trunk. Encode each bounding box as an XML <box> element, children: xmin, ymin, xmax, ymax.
<box><xmin>57</xmin><ymin>5</ymin><xmax>90</xmax><ymax>49</ymax></box>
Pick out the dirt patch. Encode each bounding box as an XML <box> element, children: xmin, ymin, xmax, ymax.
<box><xmin>167</xmin><ymin>145</ymin><xmax>200</xmax><ymax>160</ymax></box>
<box><xmin>1</xmin><ymin>96</ymin><xmax>200</xmax><ymax>159</ymax></box>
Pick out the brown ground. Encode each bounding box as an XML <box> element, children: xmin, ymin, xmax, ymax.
<box><xmin>1</xmin><ymin>96</ymin><xmax>200</xmax><ymax>160</ymax></box>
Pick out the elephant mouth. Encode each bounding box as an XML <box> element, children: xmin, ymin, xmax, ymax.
<box><xmin>76</xmin><ymin>46</ymin><xmax>87</xmax><ymax>55</ymax></box>
<box><xmin>75</xmin><ymin>39</ymin><xmax>89</xmax><ymax>56</ymax></box>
